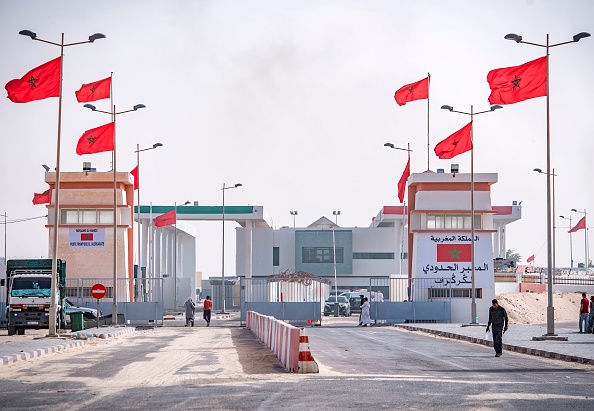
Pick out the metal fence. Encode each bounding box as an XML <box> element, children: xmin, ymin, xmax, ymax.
<box><xmin>494</xmin><ymin>272</ymin><xmax>594</xmax><ymax>286</ymax></box>
<box><xmin>65</xmin><ymin>277</ymin><xmax>164</xmax><ymax>325</ymax></box>
<box><xmin>369</xmin><ymin>277</ymin><xmax>452</xmax><ymax>324</ymax></box>
<box><xmin>240</xmin><ymin>276</ymin><xmax>330</xmax><ymax>325</ymax></box>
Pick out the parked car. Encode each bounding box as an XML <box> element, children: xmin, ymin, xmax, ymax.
<box><xmin>349</xmin><ymin>297</ymin><xmax>362</xmax><ymax>313</ymax></box>
<box><xmin>324</xmin><ymin>296</ymin><xmax>351</xmax><ymax>317</ymax></box>
<box><xmin>64</xmin><ymin>298</ymin><xmax>102</xmax><ymax>322</ymax></box>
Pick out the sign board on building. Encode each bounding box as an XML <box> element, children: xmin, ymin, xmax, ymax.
<box><xmin>69</xmin><ymin>228</ymin><xmax>105</xmax><ymax>248</ymax></box>
<box><xmin>415</xmin><ymin>232</ymin><xmax>493</xmax><ymax>288</ymax></box>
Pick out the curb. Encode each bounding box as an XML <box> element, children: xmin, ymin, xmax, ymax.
<box><xmin>395</xmin><ymin>325</ymin><xmax>594</xmax><ymax>365</ymax></box>
<box><xmin>0</xmin><ymin>340</ymin><xmax>86</xmax><ymax>367</ymax></box>
<box><xmin>74</xmin><ymin>326</ymin><xmax>135</xmax><ymax>339</ymax></box>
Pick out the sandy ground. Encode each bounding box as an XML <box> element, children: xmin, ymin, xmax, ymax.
<box><xmin>496</xmin><ymin>292</ymin><xmax>586</xmax><ymax>324</ymax></box>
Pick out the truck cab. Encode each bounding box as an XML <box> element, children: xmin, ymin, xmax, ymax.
<box><xmin>2</xmin><ymin>259</ymin><xmax>66</xmax><ymax>335</ymax></box>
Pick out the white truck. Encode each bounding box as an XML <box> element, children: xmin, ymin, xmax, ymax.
<box><xmin>2</xmin><ymin>259</ymin><xmax>66</xmax><ymax>335</ymax></box>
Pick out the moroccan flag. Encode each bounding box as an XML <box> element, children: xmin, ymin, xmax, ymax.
<box><xmin>32</xmin><ymin>189</ymin><xmax>50</xmax><ymax>205</ymax></box>
<box><xmin>5</xmin><ymin>57</ymin><xmax>61</xmax><ymax>103</ymax></box>
<box><xmin>394</xmin><ymin>77</ymin><xmax>429</xmax><ymax>106</ymax></box>
<box><xmin>154</xmin><ymin>209</ymin><xmax>176</xmax><ymax>228</ymax></box>
<box><xmin>526</xmin><ymin>254</ymin><xmax>535</xmax><ymax>263</ymax></box>
<box><xmin>434</xmin><ymin>122</ymin><xmax>472</xmax><ymax>159</ymax></box>
<box><xmin>437</xmin><ymin>244</ymin><xmax>472</xmax><ymax>262</ymax></box>
<box><xmin>397</xmin><ymin>158</ymin><xmax>410</xmax><ymax>203</ymax></box>
<box><xmin>76</xmin><ymin>122</ymin><xmax>114</xmax><ymax>155</ymax></box>
<box><xmin>75</xmin><ymin>77</ymin><xmax>111</xmax><ymax>102</ymax></box>
<box><xmin>487</xmin><ymin>56</ymin><xmax>547</xmax><ymax>105</ymax></box>
<box><xmin>569</xmin><ymin>216</ymin><xmax>586</xmax><ymax>233</ymax></box>
<box><xmin>131</xmin><ymin>166</ymin><xmax>139</xmax><ymax>190</ymax></box>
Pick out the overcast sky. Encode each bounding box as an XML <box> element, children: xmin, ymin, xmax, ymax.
<box><xmin>1</xmin><ymin>0</ymin><xmax>593</xmax><ymax>277</ymax></box>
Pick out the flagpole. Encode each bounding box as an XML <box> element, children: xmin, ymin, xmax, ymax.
<box><xmin>470</xmin><ymin>105</ymin><xmax>476</xmax><ymax>324</ymax></box>
<box><xmin>47</xmin><ymin>33</ymin><xmax>65</xmax><ymax>336</ymax></box>
<box><xmin>174</xmin><ymin>201</ymin><xmax>177</xmax><ymax>310</ymax></box>
<box><xmin>427</xmin><ymin>73</ymin><xmax>431</xmax><ymax>171</ymax></box>
<box><xmin>112</xmin><ymin>103</ymin><xmax>118</xmax><ymax>325</ymax></box>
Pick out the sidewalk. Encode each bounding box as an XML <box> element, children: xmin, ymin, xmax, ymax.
<box><xmin>0</xmin><ymin>326</ymin><xmax>134</xmax><ymax>367</ymax></box>
<box><xmin>396</xmin><ymin>322</ymin><xmax>594</xmax><ymax>364</ymax></box>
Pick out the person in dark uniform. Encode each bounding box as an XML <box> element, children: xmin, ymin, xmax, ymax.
<box><xmin>486</xmin><ymin>299</ymin><xmax>508</xmax><ymax>357</ymax></box>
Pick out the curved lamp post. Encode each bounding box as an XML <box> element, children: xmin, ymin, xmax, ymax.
<box><xmin>84</xmin><ymin>103</ymin><xmax>146</xmax><ymax>324</ymax></box>
<box><xmin>19</xmin><ymin>29</ymin><xmax>105</xmax><ymax>336</ymax></box>
<box><xmin>505</xmin><ymin>31</ymin><xmax>590</xmax><ymax>336</ymax></box>
<box><xmin>559</xmin><ymin>215</ymin><xmax>574</xmax><ymax>271</ymax></box>
<box><xmin>134</xmin><ymin>142</ymin><xmax>162</xmax><ymax>301</ymax></box>
<box><xmin>220</xmin><ymin>183</ymin><xmax>242</xmax><ymax>314</ymax></box>
<box><xmin>440</xmin><ymin>104</ymin><xmax>501</xmax><ymax>325</ymax></box>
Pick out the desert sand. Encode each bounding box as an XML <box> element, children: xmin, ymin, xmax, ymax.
<box><xmin>496</xmin><ymin>291</ymin><xmax>586</xmax><ymax>324</ymax></box>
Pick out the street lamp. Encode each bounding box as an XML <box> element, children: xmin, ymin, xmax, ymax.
<box><xmin>534</xmin><ymin>168</ymin><xmax>557</xmax><ymax>277</ymax></box>
<box><xmin>333</xmin><ymin>210</ymin><xmax>341</xmax><ymax>225</ymax></box>
<box><xmin>19</xmin><ymin>29</ymin><xmax>105</xmax><ymax>337</ymax></box>
<box><xmin>384</xmin><ymin>142</ymin><xmax>413</xmax><ymax>276</ymax></box>
<box><xmin>441</xmin><ymin>104</ymin><xmax>502</xmax><ymax>325</ymax></box>
<box><xmin>134</xmin><ymin>143</ymin><xmax>162</xmax><ymax>301</ymax></box>
<box><xmin>571</xmin><ymin>208</ymin><xmax>589</xmax><ymax>271</ymax></box>
<box><xmin>220</xmin><ymin>183</ymin><xmax>242</xmax><ymax>314</ymax></box>
<box><xmin>559</xmin><ymin>215</ymin><xmax>574</xmax><ymax>272</ymax></box>
<box><xmin>84</xmin><ymin>103</ymin><xmax>146</xmax><ymax>325</ymax></box>
<box><xmin>290</xmin><ymin>211</ymin><xmax>298</xmax><ymax>228</ymax></box>
<box><xmin>506</xmin><ymin>31</ymin><xmax>590</xmax><ymax>337</ymax></box>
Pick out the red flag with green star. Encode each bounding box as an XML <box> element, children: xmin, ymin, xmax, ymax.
<box><xmin>437</xmin><ymin>244</ymin><xmax>472</xmax><ymax>262</ymax></box>
<box><xmin>154</xmin><ymin>209</ymin><xmax>176</xmax><ymax>228</ymax></box>
<box><xmin>5</xmin><ymin>57</ymin><xmax>61</xmax><ymax>103</ymax></box>
<box><xmin>75</xmin><ymin>122</ymin><xmax>114</xmax><ymax>155</ymax></box>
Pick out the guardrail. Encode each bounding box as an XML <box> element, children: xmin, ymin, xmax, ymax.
<box><xmin>246</xmin><ymin>311</ymin><xmax>318</xmax><ymax>373</ymax></box>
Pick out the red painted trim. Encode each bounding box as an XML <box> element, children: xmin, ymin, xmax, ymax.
<box><xmin>492</xmin><ymin>206</ymin><xmax>513</xmax><ymax>215</ymax></box>
<box><xmin>410</xmin><ymin>209</ymin><xmax>496</xmax><ymax>214</ymax></box>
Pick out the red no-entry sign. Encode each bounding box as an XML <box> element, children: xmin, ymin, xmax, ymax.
<box><xmin>91</xmin><ymin>283</ymin><xmax>107</xmax><ymax>299</ymax></box>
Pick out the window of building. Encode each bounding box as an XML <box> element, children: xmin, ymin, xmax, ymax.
<box><xmin>302</xmin><ymin>247</ymin><xmax>344</xmax><ymax>263</ymax></box>
<box><xmin>61</xmin><ymin>209</ymin><xmax>115</xmax><ymax>225</ymax></box>
<box><xmin>427</xmin><ymin>214</ymin><xmax>482</xmax><ymax>230</ymax></box>
<box><xmin>273</xmin><ymin>247</ymin><xmax>279</xmax><ymax>266</ymax></box>
<box><xmin>352</xmin><ymin>252</ymin><xmax>394</xmax><ymax>259</ymax></box>
<box><xmin>400</xmin><ymin>252</ymin><xmax>408</xmax><ymax>259</ymax></box>
<box><xmin>428</xmin><ymin>288</ymin><xmax>482</xmax><ymax>298</ymax></box>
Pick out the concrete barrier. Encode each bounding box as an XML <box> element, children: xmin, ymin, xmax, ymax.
<box><xmin>246</xmin><ymin>311</ymin><xmax>318</xmax><ymax>373</ymax></box>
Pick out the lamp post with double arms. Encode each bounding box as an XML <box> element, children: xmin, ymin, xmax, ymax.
<box><xmin>220</xmin><ymin>183</ymin><xmax>242</xmax><ymax>314</ymax></box>
<box><xmin>19</xmin><ymin>30</ymin><xmax>106</xmax><ymax>336</ymax></box>
<box><xmin>560</xmin><ymin>215</ymin><xmax>574</xmax><ymax>271</ymax></box>
<box><xmin>505</xmin><ymin>31</ymin><xmax>590</xmax><ymax>336</ymax></box>
<box><xmin>440</xmin><ymin>104</ymin><xmax>502</xmax><ymax>325</ymax></box>
<box><xmin>534</xmin><ymin>168</ymin><xmax>557</xmax><ymax>278</ymax></box>
<box><xmin>84</xmin><ymin>103</ymin><xmax>146</xmax><ymax>324</ymax></box>
<box><xmin>290</xmin><ymin>211</ymin><xmax>298</xmax><ymax>228</ymax></box>
<box><xmin>134</xmin><ymin>143</ymin><xmax>163</xmax><ymax>298</ymax></box>
<box><xmin>571</xmin><ymin>208</ymin><xmax>589</xmax><ymax>271</ymax></box>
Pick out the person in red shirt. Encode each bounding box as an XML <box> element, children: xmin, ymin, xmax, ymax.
<box><xmin>203</xmin><ymin>295</ymin><xmax>212</xmax><ymax>327</ymax></box>
<box><xmin>579</xmin><ymin>293</ymin><xmax>589</xmax><ymax>333</ymax></box>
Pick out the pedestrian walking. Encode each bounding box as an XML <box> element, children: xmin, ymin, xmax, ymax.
<box><xmin>184</xmin><ymin>297</ymin><xmax>195</xmax><ymax>327</ymax></box>
<box><xmin>486</xmin><ymin>299</ymin><xmax>508</xmax><ymax>357</ymax></box>
<box><xmin>203</xmin><ymin>295</ymin><xmax>212</xmax><ymax>327</ymax></box>
<box><xmin>360</xmin><ymin>297</ymin><xmax>373</xmax><ymax>327</ymax></box>
<box><xmin>579</xmin><ymin>292</ymin><xmax>589</xmax><ymax>333</ymax></box>
<box><xmin>358</xmin><ymin>294</ymin><xmax>365</xmax><ymax>326</ymax></box>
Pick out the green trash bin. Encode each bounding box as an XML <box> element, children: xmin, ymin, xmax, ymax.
<box><xmin>70</xmin><ymin>311</ymin><xmax>84</xmax><ymax>332</ymax></box>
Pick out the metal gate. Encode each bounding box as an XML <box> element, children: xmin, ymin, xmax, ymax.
<box><xmin>65</xmin><ymin>278</ymin><xmax>164</xmax><ymax>325</ymax></box>
<box><xmin>370</xmin><ymin>277</ymin><xmax>452</xmax><ymax>324</ymax></box>
<box><xmin>240</xmin><ymin>274</ymin><xmax>331</xmax><ymax>326</ymax></box>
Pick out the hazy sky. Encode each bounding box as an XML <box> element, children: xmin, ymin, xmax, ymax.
<box><xmin>1</xmin><ymin>0</ymin><xmax>593</xmax><ymax>277</ymax></box>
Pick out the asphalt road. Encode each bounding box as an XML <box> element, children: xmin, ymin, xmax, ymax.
<box><xmin>0</xmin><ymin>316</ymin><xmax>593</xmax><ymax>410</ymax></box>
